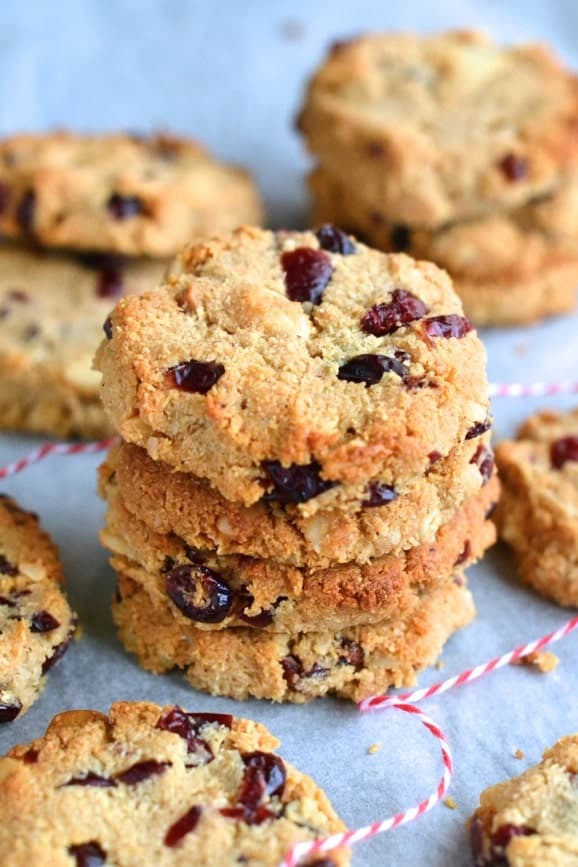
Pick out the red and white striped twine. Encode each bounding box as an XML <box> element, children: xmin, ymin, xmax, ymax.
<box><xmin>0</xmin><ymin>380</ymin><xmax>576</xmax><ymax>867</ymax></box>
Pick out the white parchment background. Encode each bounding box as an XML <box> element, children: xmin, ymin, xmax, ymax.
<box><xmin>0</xmin><ymin>2</ymin><xmax>577</xmax><ymax>864</ymax></box>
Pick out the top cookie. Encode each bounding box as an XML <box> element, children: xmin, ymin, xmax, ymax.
<box><xmin>471</xmin><ymin>733</ymin><xmax>578</xmax><ymax>866</ymax></box>
<box><xmin>96</xmin><ymin>226</ymin><xmax>490</xmax><ymax>510</ymax></box>
<box><xmin>298</xmin><ymin>30</ymin><xmax>578</xmax><ymax>227</ymax></box>
<box><xmin>0</xmin><ymin>132</ymin><xmax>263</xmax><ymax>257</ymax></box>
<box><xmin>0</xmin><ymin>701</ymin><xmax>349</xmax><ymax>866</ymax></box>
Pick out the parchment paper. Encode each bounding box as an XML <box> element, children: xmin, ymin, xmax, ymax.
<box><xmin>1</xmin><ymin>3</ymin><xmax>577</xmax><ymax>864</ymax></box>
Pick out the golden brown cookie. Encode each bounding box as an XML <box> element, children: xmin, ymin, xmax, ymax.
<box><xmin>113</xmin><ymin>572</ymin><xmax>474</xmax><ymax>703</ymax></box>
<box><xmin>0</xmin><ymin>701</ymin><xmax>349</xmax><ymax>866</ymax></box>
<box><xmin>0</xmin><ymin>495</ymin><xmax>76</xmax><ymax>723</ymax></box>
<box><xmin>96</xmin><ymin>226</ymin><xmax>490</xmax><ymax>511</ymax></box>
<box><xmin>0</xmin><ymin>245</ymin><xmax>166</xmax><ymax>438</ymax></box>
<box><xmin>495</xmin><ymin>408</ymin><xmax>578</xmax><ymax>607</ymax></box>
<box><xmin>100</xmin><ymin>467</ymin><xmax>497</xmax><ymax>633</ymax></box>
<box><xmin>471</xmin><ymin>734</ymin><xmax>578</xmax><ymax>866</ymax></box>
<box><xmin>0</xmin><ymin>132</ymin><xmax>263</xmax><ymax>256</ymax></box>
<box><xmin>299</xmin><ymin>30</ymin><xmax>578</xmax><ymax>228</ymax></box>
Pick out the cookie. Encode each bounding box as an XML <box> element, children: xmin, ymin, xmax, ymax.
<box><xmin>309</xmin><ymin>167</ymin><xmax>578</xmax><ymax>326</ymax></box>
<box><xmin>96</xmin><ymin>226</ymin><xmax>490</xmax><ymax>511</ymax></box>
<box><xmin>113</xmin><ymin>572</ymin><xmax>474</xmax><ymax>703</ymax></box>
<box><xmin>0</xmin><ymin>701</ymin><xmax>349</xmax><ymax>866</ymax></box>
<box><xmin>0</xmin><ymin>245</ymin><xmax>167</xmax><ymax>438</ymax></box>
<box><xmin>100</xmin><ymin>430</ymin><xmax>494</xmax><ymax>567</ymax></box>
<box><xmin>0</xmin><ymin>495</ymin><xmax>76</xmax><ymax>723</ymax></box>
<box><xmin>471</xmin><ymin>734</ymin><xmax>578</xmax><ymax>866</ymax></box>
<box><xmin>101</xmin><ymin>466</ymin><xmax>497</xmax><ymax>633</ymax></box>
<box><xmin>298</xmin><ymin>30</ymin><xmax>578</xmax><ymax>228</ymax></box>
<box><xmin>0</xmin><ymin>132</ymin><xmax>263</xmax><ymax>257</ymax></box>
<box><xmin>495</xmin><ymin>408</ymin><xmax>578</xmax><ymax>607</ymax></box>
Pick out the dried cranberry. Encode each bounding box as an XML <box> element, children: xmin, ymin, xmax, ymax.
<box><xmin>187</xmin><ymin>711</ymin><xmax>233</xmax><ymax>728</ymax></box>
<box><xmin>0</xmin><ymin>181</ymin><xmax>10</xmax><ymax>213</ymax></box>
<box><xmin>184</xmin><ymin>545</ymin><xmax>205</xmax><ymax>564</ymax></box>
<box><xmin>0</xmin><ymin>595</ymin><xmax>16</xmax><ymax>607</ymax></box>
<box><xmin>262</xmin><ymin>460</ymin><xmax>337</xmax><ymax>504</ymax></box>
<box><xmin>429</xmin><ymin>450</ymin><xmax>442</xmax><ymax>464</ymax></box>
<box><xmin>8</xmin><ymin>289</ymin><xmax>29</xmax><ymax>303</ymax></box>
<box><xmin>337</xmin><ymin>353</ymin><xmax>408</xmax><ymax>386</ymax></box>
<box><xmin>338</xmin><ymin>639</ymin><xmax>364</xmax><ymax>670</ymax></box>
<box><xmin>238</xmin><ymin>592</ymin><xmax>275</xmax><ymax>628</ymax></box>
<box><xmin>470</xmin><ymin>817</ymin><xmax>485</xmax><ymax>863</ymax></box>
<box><xmin>423</xmin><ymin>315</ymin><xmax>473</xmax><ymax>339</ymax></box>
<box><xmin>499</xmin><ymin>154</ymin><xmax>528</xmax><ymax>182</ymax></box>
<box><xmin>63</xmin><ymin>772</ymin><xmax>116</xmax><ymax>788</ymax></box>
<box><xmin>103</xmin><ymin>316</ymin><xmax>113</xmax><ymax>339</ymax></box>
<box><xmin>315</xmin><ymin>224</ymin><xmax>355</xmax><ymax>254</ymax></box>
<box><xmin>362</xmin><ymin>290</ymin><xmax>428</xmax><ymax>336</ymax></box>
<box><xmin>21</xmin><ymin>748</ymin><xmax>39</xmax><ymax>763</ymax></box>
<box><xmin>115</xmin><ymin>759</ymin><xmax>170</xmax><ymax>785</ymax></box>
<box><xmin>168</xmin><ymin>359</ymin><xmax>225</xmax><ymax>394</ymax></box>
<box><xmin>491</xmin><ymin>823</ymin><xmax>536</xmax><ymax>849</ymax></box>
<box><xmin>0</xmin><ymin>554</ymin><xmax>17</xmax><ymax>575</ymax></box>
<box><xmin>471</xmin><ymin>445</ymin><xmax>494</xmax><ymax>486</ymax></box>
<box><xmin>368</xmin><ymin>141</ymin><xmax>386</xmax><ymax>158</ymax></box>
<box><xmin>281</xmin><ymin>247</ymin><xmax>333</xmax><ymax>304</ymax></box>
<box><xmin>41</xmin><ymin>636</ymin><xmax>71</xmax><ymax>674</ymax></box>
<box><xmin>225</xmin><ymin>752</ymin><xmax>286</xmax><ymax>825</ymax></box>
<box><xmin>17</xmin><ymin>190</ymin><xmax>36</xmax><ymax>236</ymax></box>
<box><xmin>68</xmin><ymin>842</ymin><xmax>107</xmax><ymax>867</ymax></box>
<box><xmin>242</xmin><ymin>751</ymin><xmax>286</xmax><ymax>798</ymax></box>
<box><xmin>454</xmin><ymin>540</ymin><xmax>471</xmax><ymax>567</ymax></box>
<box><xmin>107</xmin><ymin>193</ymin><xmax>144</xmax><ymax>219</ymax></box>
<box><xmin>96</xmin><ymin>267</ymin><xmax>124</xmax><ymax>299</ymax></box>
<box><xmin>165</xmin><ymin>564</ymin><xmax>234</xmax><ymax>623</ymax></box>
<box><xmin>466</xmin><ymin>419</ymin><xmax>492</xmax><ymax>440</ymax></box>
<box><xmin>362</xmin><ymin>482</ymin><xmax>398</xmax><ymax>508</ymax></box>
<box><xmin>390</xmin><ymin>225</ymin><xmax>411</xmax><ymax>252</ymax></box>
<box><xmin>30</xmin><ymin>610</ymin><xmax>60</xmax><ymax>633</ymax></box>
<box><xmin>164</xmin><ymin>805</ymin><xmax>202</xmax><ymax>847</ymax></box>
<box><xmin>0</xmin><ymin>699</ymin><xmax>22</xmax><ymax>723</ymax></box>
<box><xmin>281</xmin><ymin>655</ymin><xmax>303</xmax><ymax>690</ymax></box>
<box><xmin>156</xmin><ymin>707</ymin><xmax>232</xmax><ymax>765</ymax></box>
<box><xmin>551</xmin><ymin>435</ymin><xmax>578</xmax><ymax>469</ymax></box>
<box><xmin>161</xmin><ymin>556</ymin><xmax>175</xmax><ymax>574</ymax></box>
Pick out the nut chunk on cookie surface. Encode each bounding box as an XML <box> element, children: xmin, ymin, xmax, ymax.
<box><xmin>0</xmin><ymin>495</ymin><xmax>76</xmax><ymax>722</ymax></box>
<box><xmin>96</xmin><ymin>226</ymin><xmax>489</xmax><ymax>512</ymax></box>
<box><xmin>495</xmin><ymin>407</ymin><xmax>578</xmax><ymax>607</ymax></box>
<box><xmin>0</xmin><ymin>701</ymin><xmax>350</xmax><ymax>866</ymax></box>
<box><xmin>471</xmin><ymin>733</ymin><xmax>578</xmax><ymax>866</ymax></box>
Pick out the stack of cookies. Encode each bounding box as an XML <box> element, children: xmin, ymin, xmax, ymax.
<box><xmin>0</xmin><ymin>131</ymin><xmax>262</xmax><ymax>438</ymax></box>
<box><xmin>298</xmin><ymin>30</ymin><xmax>578</xmax><ymax>326</ymax></box>
<box><xmin>96</xmin><ymin>225</ymin><xmax>498</xmax><ymax>703</ymax></box>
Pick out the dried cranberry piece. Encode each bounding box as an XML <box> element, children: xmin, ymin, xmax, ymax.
<box><xmin>165</xmin><ymin>564</ymin><xmax>234</xmax><ymax>623</ymax></box>
<box><xmin>314</xmin><ymin>224</ymin><xmax>355</xmax><ymax>255</ymax></box>
<box><xmin>242</xmin><ymin>751</ymin><xmax>286</xmax><ymax>798</ymax></box>
<box><xmin>470</xmin><ymin>817</ymin><xmax>485</xmax><ymax>863</ymax></box>
<box><xmin>225</xmin><ymin>752</ymin><xmax>286</xmax><ymax>826</ymax></box>
<box><xmin>362</xmin><ymin>482</ymin><xmax>398</xmax><ymax>508</ymax></box>
<box><xmin>337</xmin><ymin>353</ymin><xmax>408</xmax><ymax>386</ymax></box>
<box><xmin>454</xmin><ymin>540</ymin><xmax>471</xmax><ymax>567</ymax></box>
<box><xmin>187</xmin><ymin>711</ymin><xmax>233</xmax><ymax>729</ymax></box>
<box><xmin>338</xmin><ymin>639</ymin><xmax>364</xmax><ymax>670</ymax></box>
<box><xmin>8</xmin><ymin>289</ymin><xmax>29</xmax><ymax>303</ymax></box>
<box><xmin>499</xmin><ymin>154</ymin><xmax>528</xmax><ymax>182</ymax></box>
<box><xmin>0</xmin><ymin>554</ymin><xmax>17</xmax><ymax>575</ymax></box>
<box><xmin>0</xmin><ymin>181</ymin><xmax>11</xmax><ymax>213</ymax></box>
<box><xmin>164</xmin><ymin>805</ymin><xmax>202</xmax><ymax>847</ymax></box>
<box><xmin>68</xmin><ymin>841</ymin><xmax>106</xmax><ymax>867</ymax></box>
<box><xmin>0</xmin><ymin>699</ymin><xmax>22</xmax><ymax>723</ymax></box>
<box><xmin>63</xmin><ymin>772</ymin><xmax>116</xmax><ymax>788</ymax></box>
<box><xmin>103</xmin><ymin>316</ymin><xmax>113</xmax><ymax>339</ymax></box>
<box><xmin>471</xmin><ymin>445</ymin><xmax>494</xmax><ymax>486</ymax></box>
<box><xmin>161</xmin><ymin>556</ymin><xmax>175</xmax><ymax>574</ymax></box>
<box><xmin>168</xmin><ymin>359</ymin><xmax>225</xmax><ymax>394</ymax></box>
<box><xmin>362</xmin><ymin>290</ymin><xmax>428</xmax><ymax>336</ymax></box>
<box><xmin>41</xmin><ymin>636</ymin><xmax>71</xmax><ymax>674</ymax></box>
<box><xmin>96</xmin><ymin>267</ymin><xmax>124</xmax><ymax>299</ymax></box>
<box><xmin>184</xmin><ymin>545</ymin><xmax>205</xmax><ymax>564</ymax></box>
<box><xmin>107</xmin><ymin>193</ymin><xmax>144</xmax><ymax>219</ymax></box>
<box><xmin>281</xmin><ymin>654</ymin><xmax>303</xmax><ymax>690</ymax></box>
<box><xmin>368</xmin><ymin>141</ymin><xmax>386</xmax><ymax>158</ymax></box>
<box><xmin>156</xmin><ymin>707</ymin><xmax>232</xmax><ymax>765</ymax></box>
<box><xmin>551</xmin><ymin>435</ymin><xmax>578</xmax><ymax>469</ymax></box>
<box><xmin>21</xmin><ymin>747</ymin><xmax>39</xmax><ymax>763</ymax></box>
<box><xmin>281</xmin><ymin>247</ymin><xmax>333</xmax><ymax>304</ymax></box>
<box><xmin>491</xmin><ymin>823</ymin><xmax>536</xmax><ymax>849</ymax></box>
<box><xmin>0</xmin><ymin>594</ymin><xmax>16</xmax><ymax>607</ymax></box>
<box><xmin>17</xmin><ymin>190</ymin><xmax>36</xmax><ymax>236</ymax></box>
<box><xmin>390</xmin><ymin>225</ymin><xmax>411</xmax><ymax>252</ymax></box>
<box><xmin>238</xmin><ymin>591</ymin><xmax>275</xmax><ymax>628</ymax></box>
<box><xmin>30</xmin><ymin>610</ymin><xmax>60</xmax><ymax>633</ymax></box>
<box><xmin>115</xmin><ymin>759</ymin><xmax>170</xmax><ymax>785</ymax></box>
<box><xmin>429</xmin><ymin>450</ymin><xmax>442</xmax><ymax>464</ymax></box>
<box><xmin>466</xmin><ymin>419</ymin><xmax>492</xmax><ymax>440</ymax></box>
<box><xmin>424</xmin><ymin>315</ymin><xmax>473</xmax><ymax>339</ymax></box>
<box><xmin>262</xmin><ymin>460</ymin><xmax>337</xmax><ymax>504</ymax></box>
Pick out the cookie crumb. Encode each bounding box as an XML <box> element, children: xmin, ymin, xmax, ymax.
<box><xmin>436</xmin><ymin>660</ymin><xmax>445</xmax><ymax>671</ymax></box>
<box><xmin>516</xmin><ymin>651</ymin><xmax>559</xmax><ymax>672</ymax></box>
<box><xmin>514</xmin><ymin>748</ymin><xmax>525</xmax><ymax>760</ymax></box>
<box><xmin>368</xmin><ymin>743</ymin><xmax>381</xmax><ymax>755</ymax></box>
<box><xmin>444</xmin><ymin>796</ymin><xmax>457</xmax><ymax>810</ymax></box>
